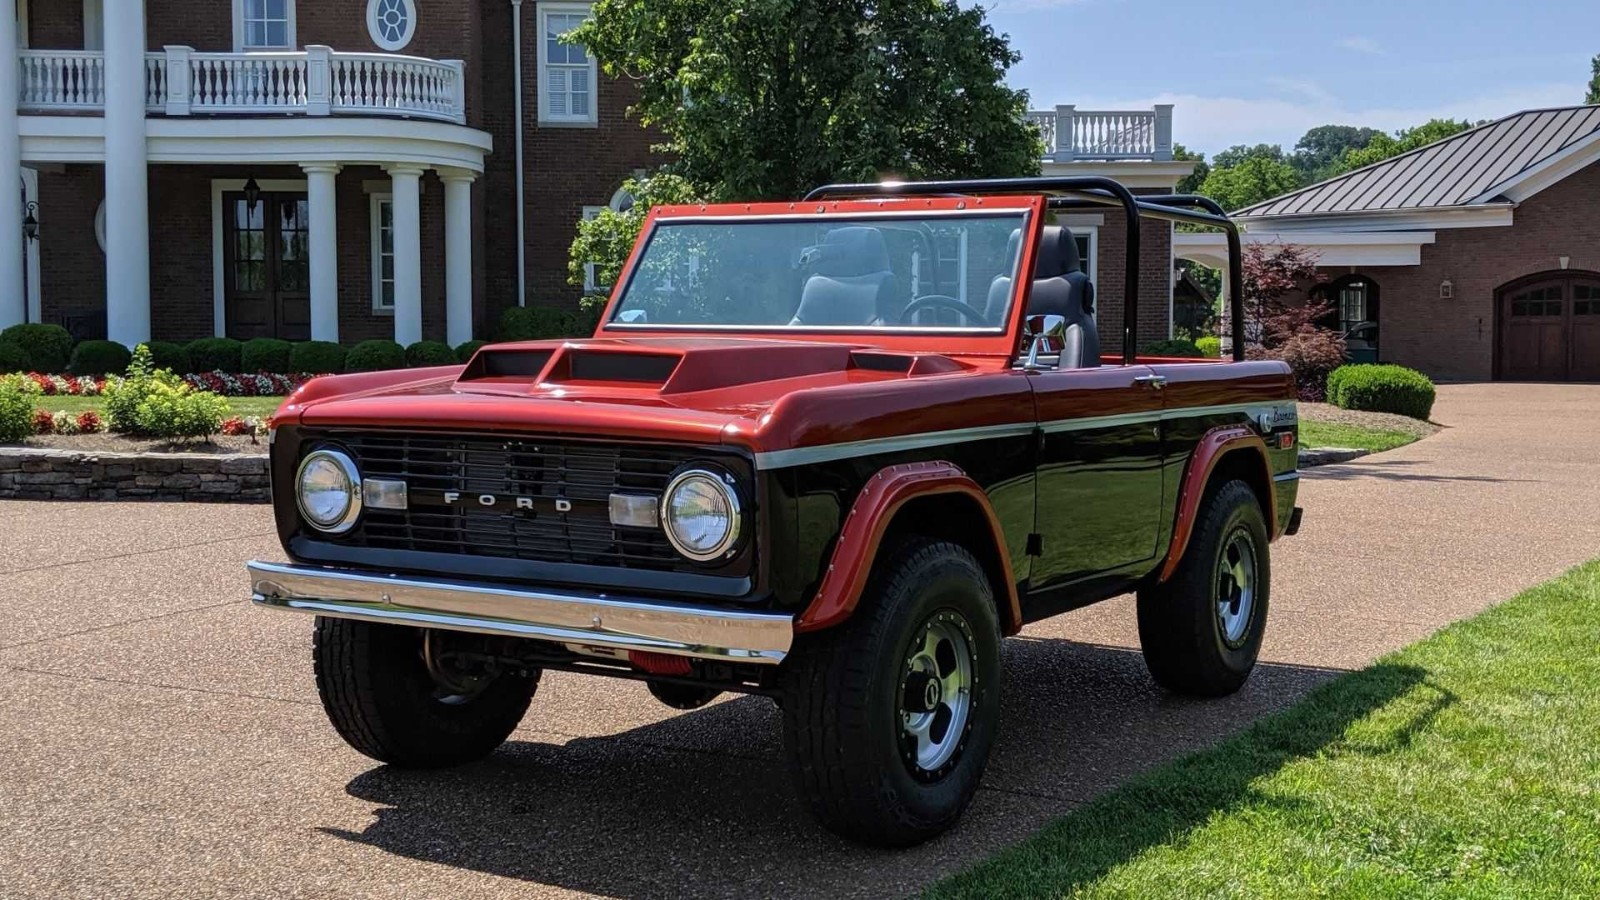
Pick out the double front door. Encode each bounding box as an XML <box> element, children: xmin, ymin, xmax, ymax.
<box><xmin>223</xmin><ymin>191</ymin><xmax>311</xmax><ymax>340</ymax></box>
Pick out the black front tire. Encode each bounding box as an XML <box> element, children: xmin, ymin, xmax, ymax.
<box><xmin>313</xmin><ymin>617</ymin><xmax>538</xmax><ymax>768</ymax></box>
<box><xmin>781</xmin><ymin>539</ymin><xmax>1002</xmax><ymax>847</ymax></box>
<box><xmin>1136</xmin><ymin>479</ymin><xmax>1270</xmax><ymax>697</ymax></box>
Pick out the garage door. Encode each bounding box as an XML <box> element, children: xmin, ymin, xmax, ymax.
<box><xmin>1498</xmin><ymin>273</ymin><xmax>1600</xmax><ymax>381</ymax></box>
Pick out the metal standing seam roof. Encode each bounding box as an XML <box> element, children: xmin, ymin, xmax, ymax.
<box><xmin>1234</xmin><ymin>105</ymin><xmax>1600</xmax><ymax>217</ymax></box>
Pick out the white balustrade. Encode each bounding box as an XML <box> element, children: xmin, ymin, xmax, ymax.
<box><xmin>1027</xmin><ymin>105</ymin><xmax>1173</xmax><ymax>161</ymax></box>
<box><xmin>17</xmin><ymin>47</ymin><xmax>467</xmax><ymax>125</ymax></box>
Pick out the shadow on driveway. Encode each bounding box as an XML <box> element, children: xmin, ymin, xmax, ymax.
<box><xmin>1305</xmin><ymin>458</ymin><xmax>1538</xmax><ymax>485</ymax></box>
<box><xmin>314</xmin><ymin>637</ymin><xmax>1406</xmax><ymax>899</ymax></box>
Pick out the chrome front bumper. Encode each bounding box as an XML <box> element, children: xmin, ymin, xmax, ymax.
<box><xmin>247</xmin><ymin>560</ymin><xmax>794</xmax><ymax>664</ymax></box>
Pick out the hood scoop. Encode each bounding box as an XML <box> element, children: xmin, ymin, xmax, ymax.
<box><xmin>454</xmin><ymin>338</ymin><xmax>964</xmax><ymax>395</ymax></box>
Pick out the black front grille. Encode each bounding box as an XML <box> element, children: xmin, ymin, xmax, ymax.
<box><xmin>336</xmin><ymin>432</ymin><xmax>732</xmax><ymax>571</ymax></box>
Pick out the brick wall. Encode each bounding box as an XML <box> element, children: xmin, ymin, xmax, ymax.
<box><xmin>1305</xmin><ymin>158</ymin><xmax>1600</xmax><ymax>381</ymax></box>
<box><xmin>1078</xmin><ymin>196</ymin><xmax>1175</xmax><ymax>358</ymax></box>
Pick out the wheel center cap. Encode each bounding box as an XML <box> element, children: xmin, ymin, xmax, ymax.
<box><xmin>924</xmin><ymin>679</ymin><xmax>942</xmax><ymax>709</ymax></box>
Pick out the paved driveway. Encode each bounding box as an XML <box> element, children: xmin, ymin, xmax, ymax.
<box><xmin>3</xmin><ymin>383</ymin><xmax>1597</xmax><ymax>899</ymax></box>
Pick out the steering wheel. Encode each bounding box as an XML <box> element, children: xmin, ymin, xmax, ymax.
<box><xmin>898</xmin><ymin>294</ymin><xmax>992</xmax><ymax>327</ymax></box>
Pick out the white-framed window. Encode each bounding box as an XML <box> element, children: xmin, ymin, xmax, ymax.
<box><xmin>366</xmin><ymin>0</ymin><xmax>416</xmax><ymax>52</ymax></box>
<box><xmin>1074</xmin><ymin>226</ymin><xmax>1098</xmax><ymax>288</ymax></box>
<box><xmin>370</xmin><ymin>194</ymin><xmax>395</xmax><ymax>313</ymax></box>
<box><xmin>233</xmin><ymin>0</ymin><xmax>295</xmax><ymax>51</ymax></box>
<box><xmin>537</xmin><ymin>2</ymin><xmax>597</xmax><ymax>126</ymax></box>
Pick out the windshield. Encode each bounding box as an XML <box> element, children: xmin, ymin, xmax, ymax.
<box><xmin>606</xmin><ymin>212</ymin><xmax>1027</xmax><ymax>332</ymax></box>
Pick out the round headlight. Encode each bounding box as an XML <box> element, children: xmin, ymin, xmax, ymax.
<box><xmin>661</xmin><ymin>469</ymin><xmax>742</xmax><ymax>561</ymax></box>
<box><xmin>296</xmin><ymin>449</ymin><xmax>361</xmax><ymax>533</ymax></box>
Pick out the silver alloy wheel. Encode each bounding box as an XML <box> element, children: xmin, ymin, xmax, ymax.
<box><xmin>1216</xmin><ymin>527</ymin><xmax>1257</xmax><ymax>648</ymax></box>
<box><xmin>899</xmin><ymin>611</ymin><xmax>975</xmax><ymax>776</ymax></box>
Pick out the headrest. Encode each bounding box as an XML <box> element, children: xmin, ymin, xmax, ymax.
<box><xmin>810</xmin><ymin>227</ymin><xmax>891</xmax><ymax>278</ymax></box>
<box><xmin>1033</xmin><ymin>226</ymin><xmax>1081</xmax><ymax>278</ymax></box>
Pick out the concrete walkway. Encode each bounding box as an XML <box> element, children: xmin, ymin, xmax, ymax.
<box><xmin>2</xmin><ymin>383</ymin><xmax>1596</xmax><ymax>899</ymax></box>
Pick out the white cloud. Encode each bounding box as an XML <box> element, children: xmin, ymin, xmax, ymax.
<box><xmin>1336</xmin><ymin>36</ymin><xmax>1383</xmax><ymax>55</ymax></box>
<box><xmin>1072</xmin><ymin>83</ymin><xmax>1579</xmax><ymax>156</ymax></box>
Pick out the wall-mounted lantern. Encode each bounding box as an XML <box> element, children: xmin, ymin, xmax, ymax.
<box><xmin>1439</xmin><ymin>278</ymin><xmax>1452</xmax><ymax>300</ymax></box>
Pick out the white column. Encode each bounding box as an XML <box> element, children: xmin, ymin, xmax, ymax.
<box><xmin>0</xmin><ymin>0</ymin><xmax>25</xmax><ymax>327</ymax></box>
<box><xmin>303</xmin><ymin>163</ymin><xmax>341</xmax><ymax>343</ymax></box>
<box><xmin>103</xmin><ymin>0</ymin><xmax>151</xmax><ymax>345</ymax></box>
<box><xmin>386</xmin><ymin>165</ymin><xmax>424</xmax><ymax>346</ymax></box>
<box><xmin>439</xmin><ymin>167</ymin><xmax>475</xmax><ymax>347</ymax></box>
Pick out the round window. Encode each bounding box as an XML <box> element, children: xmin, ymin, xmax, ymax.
<box><xmin>366</xmin><ymin>0</ymin><xmax>417</xmax><ymax>52</ymax></box>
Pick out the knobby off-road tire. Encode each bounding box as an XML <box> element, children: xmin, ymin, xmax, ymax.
<box><xmin>782</xmin><ymin>538</ymin><xmax>1002</xmax><ymax>847</ymax></box>
<box><xmin>1137</xmin><ymin>478</ymin><xmax>1270</xmax><ymax>697</ymax></box>
<box><xmin>313</xmin><ymin>617</ymin><xmax>538</xmax><ymax>768</ymax></box>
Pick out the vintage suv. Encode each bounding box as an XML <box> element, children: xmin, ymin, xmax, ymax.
<box><xmin>250</xmin><ymin>177</ymin><xmax>1301</xmax><ymax>847</ymax></box>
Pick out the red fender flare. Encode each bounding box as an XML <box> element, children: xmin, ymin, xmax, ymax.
<box><xmin>1157</xmin><ymin>425</ymin><xmax>1276</xmax><ymax>583</ymax></box>
<box><xmin>795</xmin><ymin>461</ymin><xmax>1022</xmax><ymax>635</ymax></box>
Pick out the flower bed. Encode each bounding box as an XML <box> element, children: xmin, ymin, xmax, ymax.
<box><xmin>21</xmin><ymin>371</ymin><xmax>309</xmax><ymax>398</ymax></box>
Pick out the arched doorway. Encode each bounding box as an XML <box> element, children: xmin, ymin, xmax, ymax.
<box><xmin>1496</xmin><ymin>271</ymin><xmax>1600</xmax><ymax>382</ymax></box>
<box><xmin>1316</xmin><ymin>274</ymin><xmax>1380</xmax><ymax>363</ymax></box>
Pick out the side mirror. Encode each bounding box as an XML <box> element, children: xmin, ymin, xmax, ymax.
<box><xmin>1023</xmin><ymin>314</ymin><xmax>1067</xmax><ymax>370</ymax></box>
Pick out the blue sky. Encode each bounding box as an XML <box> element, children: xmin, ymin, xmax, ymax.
<box><xmin>976</xmin><ymin>0</ymin><xmax>1600</xmax><ymax>157</ymax></box>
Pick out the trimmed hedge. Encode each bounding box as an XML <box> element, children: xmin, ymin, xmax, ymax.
<box><xmin>1326</xmin><ymin>364</ymin><xmax>1436</xmax><ymax>420</ymax></box>
<box><xmin>1195</xmin><ymin>335</ymin><xmax>1222</xmax><ymax>358</ymax></box>
<box><xmin>345</xmin><ymin>339</ymin><xmax>406</xmax><ymax>372</ymax></box>
<box><xmin>0</xmin><ymin>340</ymin><xmax>30</xmax><ymax>373</ymax></box>
<box><xmin>496</xmin><ymin>306</ymin><xmax>582</xmax><ymax>341</ymax></box>
<box><xmin>143</xmin><ymin>340</ymin><xmax>190</xmax><ymax>374</ymax></box>
<box><xmin>454</xmin><ymin>340</ymin><xmax>487</xmax><ymax>363</ymax></box>
<box><xmin>68</xmin><ymin>339</ymin><xmax>132</xmax><ymax>376</ymax></box>
<box><xmin>405</xmin><ymin>340</ymin><xmax>458</xmax><ymax>368</ymax></box>
<box><xmin>186</xmin><ymin>337</ymin><xmax>243</xmax><ymax>374</ymax></box>
<box><xmin>241</xmin><ymin>337</ymin><xmax>294</xmax><ymax>374</ymax></box>
<box><xmin>0</xmin><ymin>323</ymin><xmax>73</xmax><ymax>372</ymax></box>
<box><xmin>290</xmin><ymin>340</ymin><xmax>346</xmax><ymax>375</ymax></box>
<box><xmin>1140</xmin><ymin>338</ymin><xmax>1204</xmax><ymax>358</ymax></box>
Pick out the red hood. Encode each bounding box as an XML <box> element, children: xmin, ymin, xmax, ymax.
<box><xmin>278</xmin><ymin>338</ymin><xmax>1030</xmax><ymax>454</ymax></box>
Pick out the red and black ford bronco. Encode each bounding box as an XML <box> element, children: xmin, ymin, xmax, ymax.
<box><xmin>251</xmin><ymin>177</ymin><xmax>1302</xmax><ymax>846</ymax></box>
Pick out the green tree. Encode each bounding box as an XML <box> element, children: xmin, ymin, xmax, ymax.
<box><xmin>1292</xmin><ymin>124</ymin><xmax>1380</xmax><ymax>182</ymax></box>
<box><xmin>1331</xmin><ymin>119</ymin><xmax>1475</xmax><ymax>175</ymax></box>
<box><xmin>1587</xmin><ymin>53</ymin><xmax>1600</xmax><ymax>104</ymax></box>
<box><xmin>567</xmin><ymin>173</ymin><xmax>703</xmax><ymax>307</ymax></box>
<box><xmin>569</xmin><ymin>0</ymin><xmax>1040</xmax><ymax>202</ymax></box>
<box><xmin>1173</xmin><ymin>143</ymin><xmax>1208</xmax><ymax>195</ymax></box>
<box><xmin>1211</xmin><ymin>143</ymin><xmax>1286</xmax><ymax>170</ymax></box>
<box><xmin>1197</xmin><ymin>151</ymin><xmax>1301</xmax><ymax>212</ymax></box>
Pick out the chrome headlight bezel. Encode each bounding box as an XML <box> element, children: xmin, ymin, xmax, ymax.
<box><xmin>659</xmin><ymin>467</ymin><xmax>743</xmax><ymax>562</ymax></box>
<box><xmin>295</xmin><ymin>448</ymin><xmax>362</xmax><ymax>534</ymax></box>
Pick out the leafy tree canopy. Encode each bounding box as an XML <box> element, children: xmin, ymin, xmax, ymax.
<box><xmin>1197</xmin><ymin>152</ymin><xmax>1302</xmax><ymax>213</ymax></box>
<box><xmin>1173</xmin><ymin>143</ymin><xmax>1208</xmax><ymax>194</ymax></box>
<box><xmin>567</xmin><ymin>174</ymin><xmax>703</xmax><ymax>307</ymax></box>
<box><xmin>569</xmin><ymin>0</ymin><xmax>1041</xmax><ymax>202</ymax></box>
<box><xmin>1332</xmin><ymin>118</ymin><xmax>1475</xmax><ymax>174</ymax></box>
<box><xmin>1587</xmin><ymin>53</ymin><xmax>1600</xmax><ymax>105</ymax></box>
<box><xmin>1211</xmin><ymin>143</ymin><xmax>1286</xmax><ymax>170</ymax></box>
<box><xmin>1292</xmin><ymin>124</ymin><xmax>1381</xmax><ymax>182</ymax></box>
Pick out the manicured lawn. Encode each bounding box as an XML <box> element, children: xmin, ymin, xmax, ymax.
<box><xmin>34</xmin><ymin>394</ymin><xmax>287</xmax><ymax>420</ymax></box>
<box><xmin>929</xmin><ymin>561</ymin><xmax>1600</xmax><ymax>899</ymax></box>
<box><xmin>1300</xmin><ymin>420</ymin><xmax>1419</xmax><ymax>453</ymax></box>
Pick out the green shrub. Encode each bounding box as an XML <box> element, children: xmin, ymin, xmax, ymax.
<box><xmin>495</xmin><ymin>306</ymin><xmax>582</xmax><ymax>341</ymax></box>
<box><xmin>132</xmin><ymin>380</ymin><xmax>231</xmax><ymax>439</ymax></box>
<box><xmin>404</xmin><ymin>340</ymin><xmax>458</xmax><ymax>368</ymax></box>
<box><xmin>0</xmin><ymin>340</ymin><xmax>29</xmax><ymax>373</ymax></box>
<box><xmin>1195</xmin><ymin>335</ymin><xmax>1222</xmax><ymax>358</ymax></box>
<box><xmin>454</xmin><ymin>340</ymin><xmax>487</xmax><ymax>363</ymax></box>
<box><xmin>345</xmin><ymin>339</ymin><xmax>406</xmax><ymax>372</ymax></box>
<box><xmin>290</xmin><ymin>340</ymin><xmax>347</xmax><ymax>375</ymax></box>
<box><xmin>142</xmin><ymin>341</ymin><xmax>190</xmax><ymax>374</ymax></box>
<box><xmin>186</xmin><ymin>337</ymin><xmax>243</xmax><ymax>373</ymax></box>
<box><xmin>1140</xmin><ymin>338</ymin><xmax>1204</xmax><ymax>358</ymax></box>
<box><xmin>240</xmin><ymin>337</ymin><xmax>294</xmax><ymax>373</ymax></box>
<box><xmin>104</xmin><ymin>345</ymin><xmax>184</xmax><ymax>433</ymax></box>
<box><xmin>0</xmin><ymin>374</ymin><xmax>42</xmax><ymax>442</ymax></box>
<box><xmin>67</xmin><ymin>339</ymin><xmax>132</xmax><ymax>376</ymax></box>
<box><xmin>0</xmin><ymin>323</ymin><xmax>73</xmax><ymax>372</ymax></box>
<box><xmin>1327</xmin><ymin>364</ymin><xmax>1436</xmax><ymax>420</ymax></box>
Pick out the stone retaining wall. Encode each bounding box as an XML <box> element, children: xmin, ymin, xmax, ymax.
<box><xmin>0</xmin><ymin>448</ymin><xmax>269</xmax><ymax>502</ymax></box>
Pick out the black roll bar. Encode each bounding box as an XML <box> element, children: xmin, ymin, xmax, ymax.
<box><xmin>804</xmin><ymin>177</ymin><xmax>1246</xmax><ymax>363</ymax></box>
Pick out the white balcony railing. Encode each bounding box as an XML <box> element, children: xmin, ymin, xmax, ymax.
<box><xmin>1027</xmin><ymin>105</ymin><xmax>1174</xmax><ymax>162</ymax></box>
<box><xmin>20</xmin><ymin>45</ymin><xmax>467</xmax><ymax>125</ymax></box>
